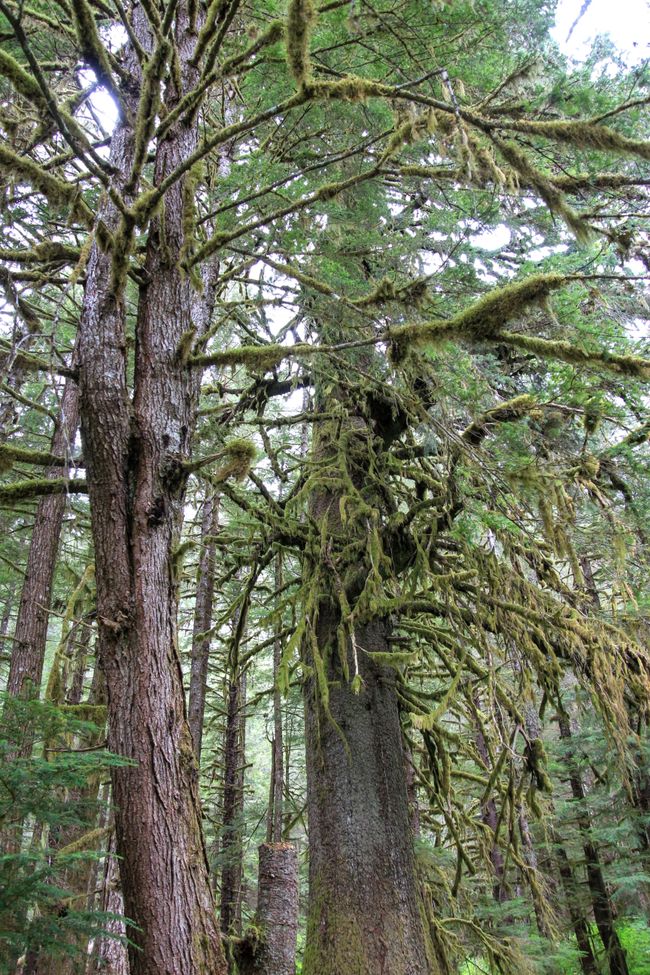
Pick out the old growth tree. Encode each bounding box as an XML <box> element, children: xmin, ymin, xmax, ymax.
<box><xmin>0</xmin><ymin>0</ymin><xmax>649</xmax><ymax>973</ymax></box>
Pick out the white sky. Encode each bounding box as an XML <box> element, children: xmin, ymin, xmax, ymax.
<box><xmin>553</xmin><ymin>0</ymin><xmax>650</xmax><ymax>64</ymax></box>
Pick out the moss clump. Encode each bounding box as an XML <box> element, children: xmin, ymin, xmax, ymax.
<box><xmin>286</xmin><ymin>0</ymin><xmax>316</xmax><ymax>86</ymax></box>
<box><xmin>0</xmin><ymin>47</ymin><xmax>48</xmax><ymax>112</ymax></box>
<box><xmin>387</xmin><ymin>273</ymin><xmax>566</xmax><ymax>350</ymax></box>
<box><xmin>214</xmin><ymin>439</ymin><xmax>257</xmax><ymax>483</ymax></box>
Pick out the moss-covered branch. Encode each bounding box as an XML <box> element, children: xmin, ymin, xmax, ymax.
<box><xmin>0</xmin><ymin>477</ymin><xmax>87</xmax><ymax>504</ymax></box>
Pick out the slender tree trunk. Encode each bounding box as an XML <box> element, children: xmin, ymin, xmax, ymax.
<box><xmin>76</xmin><ymin>5</ymin><xmax>226</xmax><ymax>972</ymax></box>
<box><xmin>267</xmin><ymin>552</ymin><xmax>284</xmax><ymax>845</ymax></box>
<box><xmin>220</xmin><ymin>669</ymin><xmax>246</xmax><ymax>936</ymax></box>
<box><xmin>188</xmin><ymin>492</ymin><xmax>220</xmax><ymax>759</ymax></box>
<box><xmin>552</xmin><ymin>829</ymin><xmax>600</xmax><ymax>975</ymax></box>
<box><xmin>235</xmin><ymin>843</ymin><xmax>299</xmax><ymax>975</ymax></box>
<box><xmin>91</xmin><ymin>830</ymin><xmax>128</xmax><ymax>975</ymax></box>
<box><xmin>6</xmin><ymin>375</ymin><xmax>79</xmax><ymax>715</ymax></box>
<box><xmin>518</xmin><ymin>807</ymin><xmax>553</xmax><ymax>939</ymax></box>
<box><xmin>474</xmin><ymin>715</ymin><xmax>509</xmax><ymax>904</ymax></box>
<box><xmin>558</xmin><ymin>713</ymin><xmax>629</xmax><ymax>975</ymax></box>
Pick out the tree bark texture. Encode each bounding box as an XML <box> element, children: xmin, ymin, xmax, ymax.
<box><xmin>188</xmin><ymin>492</ymin><xmax>220</xmax><ymax>759</ymax></box>
<box><xmin>301</xmin><ymin>392</ymin><xmax>433</xmax><ymax>974</ymax></box>
<box><xmin>76</xmin><ymin>5</ymin><xmax>226</xmax><ymax>973</ymax></box>
<box><xmin>92</xmin><ymin>831</ymin><xmax>129</xmax><ymax>975</ymax></box>
<box><xmin>236</xmin><ymin>843</ymin><xmax>298</xmax><ymax>975</ymax></box>
<box><xmin>6</xmin><ymin>375</ymin><xmax>79</xmax><ymax>713</ymax></box>
<box><xmin>303</xmin><ymin>616</ymin><xmax>432</xmax><ymax>975</ymax></box>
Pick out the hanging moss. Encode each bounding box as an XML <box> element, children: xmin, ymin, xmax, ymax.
<box><xmin>285</xmin><ymin>0</ymin><xmax>316</xmax><ymax>86</ymax></box>
<box><xmin>69</xmin><ymin>0</ymin><xmax>120</xmax><ymax>105</ymax></box>
<box><xmin>497</xmin><ymin>331</ymin><xmax>650</xmax><ymax>379</ymax></box>
<box><xmin>387</xmin><ymin>272</ymin><xmax>566</xmax><ymax>349</ymax></box>
<box><xmin>493</xmin><ymin>138</ymin><xmax>592</xmax><ymax>241</ymax></box>
<box><xmin>0</xmin><ymin>144</ymin><xmax>93</xmax><ymax>227</ymax></box>
<box><xmin>507</xmin><ymin>118</ymin><xmax>650</xmax><ymax>162</ymax></box>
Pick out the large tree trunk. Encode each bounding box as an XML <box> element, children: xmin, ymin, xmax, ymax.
<box><xmin>300</xmin><ymin>366</ymin><xmax>432</xmax><ymax>973</ymax></box>
<box><xmin>76</xmin><ymin>5</ymin><xmax>226</xmax><ymax>972</ymax></box>
<box><xmin>188</xmin><ymin>492</ymin><xmax>220</xmax><ymax>759</ymax></box>
<box><xmin>6</xmin><ymin>375</ymin><xmax>78</xmax><ymax>714</ymax></box>
<box><xmin>303</xmin><ymin>613</ymin><xmax>432</xmax><ymax>975</ymax></box>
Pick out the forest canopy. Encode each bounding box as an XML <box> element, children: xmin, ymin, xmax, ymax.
<box><xmin>0</xmin><ymin>0</ymin><xmax>649</xmax><ymax>973</ymax></box>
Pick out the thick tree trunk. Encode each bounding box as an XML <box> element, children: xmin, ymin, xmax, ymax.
<box><xmin>220</xmin><ymin>670</ymin><xmax>246</xmax><ymax>936</ymax></box>
<box><xmin>301</xmin><ymin>379</ymin><xmax>432</xmax><ymax>973</ymax></box>
<box><xmin>303</xmin><ymin>614</ymin><xmax>432</xmax><ymax>975</ymax></box>
<box><xmin>188</xmin><ymin>492</ymin><xmax>220</xmax><ymax>759</ymax></box>
<box><xmin>76</xmin><ymin>6</ymin><xmax>226</xmax><ymax>972</ymax></box>
<box><xmin>558</xmin><ymin>713</ymin><xmax>629</xmax><ymax>975</ymax></box>
<box><xmin>6</xmin><ymin>375</ymin><xmax>78</xmax><ymax>715</ymax></box>
<box><xmin>236</xmin><ymin>843</ymin><xmax>298</xmax><ymax>975</ymax></box>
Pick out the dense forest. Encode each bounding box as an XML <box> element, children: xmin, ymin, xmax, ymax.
<box><xmin>0</xmin><ymin>0</ymin><xmax>649</xmax><ymax>972</ymax></box>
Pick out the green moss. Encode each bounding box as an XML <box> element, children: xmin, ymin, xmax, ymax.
<box><xmin>498</xmin><ymin>331</ymin><xmax>650</xmax><ymax>379</ymax></box>
<box><xmin>0</xmin><ymin>47</ymin><xmax>48</xmax><ymax>111</ymax></box>
<box><xmin>0</xmin><ymin>477</ymin><xmax>87</xmax><ymax>505</ymax></box>
<box><xmin>388</xmin><ymin>273</ymin><xmax>565</xmax><ymax>350</ymax></box>
<box><xmin>0</xmin><ymin>144</ymin><xmax>93</xmax><ymax>227</ymax></box>
<box><xmin>512</xmin><ymin>118</ymin><xmax>650</xmax><ymax>162</ymax></box>
<box><xmin>285</xmin><ymin>0</ymin><xmax>316</xmax><ymax>86</ymax></box>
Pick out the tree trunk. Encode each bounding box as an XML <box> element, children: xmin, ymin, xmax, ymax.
<box><xmin>220</xmin><ymin>669</ymin><xmax>246</xmax><ymax>936</ymax></box>
<box><xmin>235</xmin><ymin>843</ymin><xmax>298</xmax><ymax>975</ymax></box>
<box><xmin>188</xmin><ymin>492</ymin><xmax>220</xmax><ymax>759</ymax></box>
<box><xmin>558</xmin><ymin>713</ymin><xmax>629</xmax><ymax>975</ymax></box>
<box><xmin>6</xmin><ymin>375</ymin><xmax>79</xmax><ymax>715</ymax></box>
<box><xmin>552</xmin><ymin>830</ymin><xmax>600</xmax><ymax>975</ymax></box>
<box><xmin>91</xmin><ymin>830</ymin><xmax>128</xmax><ymax>975</ymax></box>
<box><xmin>76</xmin><ymin>5</ymin><xmax>226</xmax><ymax>972</ymax></box>
<box><xmin>303</xmin><ymin>616</ymin><xmax>432</xmax><ymax>975</ymax></box>
<box><xmin>267</xmin><ymin>552</ymin><xmax>285</xmax><ymax>845</ymax></box>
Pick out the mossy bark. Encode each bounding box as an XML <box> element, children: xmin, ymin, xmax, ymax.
<box><xmin>302</xmin><ymin>615</ymin><xmax>433</xmax><ymax>974</ymax></box>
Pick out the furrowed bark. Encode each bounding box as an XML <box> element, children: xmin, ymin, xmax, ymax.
<box><xmin>302</xmin><ymin>402</ymin><xmax>432</xmax><ymax>975</ymax></box>
<box><xmin>77</xmin><ymin>4</ymin><xmax>226</xmax><ymax>972</ymax></box>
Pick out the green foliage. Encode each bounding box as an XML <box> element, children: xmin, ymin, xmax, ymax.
<box><xmin>0</xmin><ymin>696</ymin><xmax>130</xmax><ymax>971</ymax></box>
